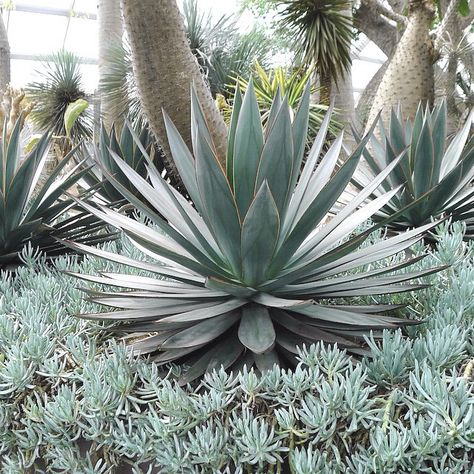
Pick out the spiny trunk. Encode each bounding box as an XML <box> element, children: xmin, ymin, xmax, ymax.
<box><xmin>356</xmin><ymin>62</ymin><xmax>389</xmax><ymax>129</ymax></box>
<box><xmin>98</xmin><ymin>0</ymin><xmax>123</xmax><ymax>131</ymax></box>
<box><xmin>0</xmin><ymin>13</ymin><xmax>10</xmax><ymax>93</ymax></box>
<box><xmin>121</xmin><ymin>0</ymin><xmax>228</xmax><ymax>176</ymax></box>
<box><xmin>365</xmin><ymin>0</ymin><xmax>435</xmax><ymax>129</ymax></box>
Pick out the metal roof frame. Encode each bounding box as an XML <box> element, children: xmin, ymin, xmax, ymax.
<box><xmin>0</xmin><ymin>1</ymin><xmax>96</xmax><ymax>19</ymax></box>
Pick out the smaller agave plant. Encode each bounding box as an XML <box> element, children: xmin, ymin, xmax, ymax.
<box><xmin>67</xmin><ymin>82</ymin><xmax>441</xmax><ymax>383</ymax></box>
<box><xmin>79</xmin><ymin>121</ymin><xmax>188</xmax><ymax>207</ymax></box>
<box><xmin>79</xmin><ymin>122</ymin><xmax>165</xmax><ymax>205</ymax></box>
<box><xmin>352</xmin><ymin>101</ymin><xmax>474</xmax><ymax>238</ymax></box>
<box><xmin>0</xmin><ymin>118</ymin><xmax>113</xmax><ymax>268</ymax></box>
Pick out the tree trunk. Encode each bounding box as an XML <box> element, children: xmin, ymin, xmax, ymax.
<box><xmin>0</xmin><ymin>12</ymin><xmax>10</xmax><ymax>93</ymax></box>
<box><xmin>436</xmin><ymin>0</ymin><xmax>464</xmax><ymax>134</ymax></box>
<box><xmin>319</xmin><ymin>70</ymin><xmax>332</xmax><ymax>106</ymax></box>
<box><xmin>356</xmin><ymin>62</ymin><xmax>389</xmax><ymax>129</ymax></box>
<box><xmin>121</xmin><ymin>0</ymin><xmax>228</xmax><ymax>175</ymax></box>
<box><xmin>331</xmin><ymin>6</ymin><xmax>356</xmax><ymax>130</ymax></box>
<box><xmin>332</xmin><ymin>72</ymin><xmax>356</xmax><ymax>129</ymax></box>
<box><xmin>98</xmin><ymin>0</ymin><xmax>123</xmax><ymax>131</ymax></box>
<box><xmin>353</xmin><ymin>2</ymin><xmax>399</xmax><ymax>57</ymax></box>
<box><xmin>365</xmin><ymin>0</ymin><xmax>435</xmax><ymax>129</ymax></box>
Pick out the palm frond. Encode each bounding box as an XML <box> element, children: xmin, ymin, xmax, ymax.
<box><xmin>277</xmin><ymin>0</ymin><xmax>353</xmax><ymax>81</ymax></box>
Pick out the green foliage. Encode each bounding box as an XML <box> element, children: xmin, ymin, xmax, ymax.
<box><xmin>205</xmin><ymin>26</ymin><xmax>274</xmax><ymax>98</ymax></box>
<box><xmin>0</xmin><ymin>119</ymin><xmax>112</xmax><ymax>268</ymax></box>
<box><xmin>0</xmin><ymin>223</ymin><xmax>472</xmax><ymax>472</ymax></box>
<box><xmin>183</xmin><ymin>0</ymin><xmax>274</xmax><ymax>97</ymax></box>
<box><xmin>26</xmin><ymin>50</ymin><xmax>93</xmax><ymax>143</ymax></box>
<box><xmin>351</xmin><ymin>101</ymin><xmax>474</xmax><ymax>237</ymax></box>
<box><xmin>235</xmin><ymin>61</ymin><xmax>342</xmax><ymax>144</ymax></box>
<box><xmin>458</xmin><ymin>0</ymin><xmax>470</xmax><ymax>17</ymax></box>
<box><xmin>98</xmin><ymin>39</ymin><xmax>144</xmax><ymax>127</ymax></box>
<box><xmin>239</xmin><ymin>0</ymin><xmax>276</xmax><ymax>17</ymax></box>
<box><xmin>64</xmin><ymin>98</ymin><xmax>89</xmax><ymax>139</ymax></box>
<box><xmin>276</xmin><ymin>0</ymin><xmax>353</xmax><ymax>81</ymax></box>
<box><xmin>79</xmin><ymin>121</ymin><xmax>167</xmax><ymax>205</ymax></box>
<box><xmin>67</xmin><ymin>84</ymin><xmax>442</xmax><ymax>383</ymax></box>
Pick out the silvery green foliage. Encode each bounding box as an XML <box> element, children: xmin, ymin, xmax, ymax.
<box><xmin>0</xmin><ymin>223</ymin><xmax>473</xmax><ymax>473</ymax></box>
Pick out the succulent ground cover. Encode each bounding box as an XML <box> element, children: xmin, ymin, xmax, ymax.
<box><xmin>0</xmin><ymin>222</ymin><xmax>473</xmax><ymax>473</ymax></box>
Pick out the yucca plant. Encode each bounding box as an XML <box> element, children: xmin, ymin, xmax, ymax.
<box><xmin>0</xmin><ymin>119</ymin><xmax>113</xmax><ymax>268</ymax></box>
<box><xmin>78</xmin><ymin>122</ymin><xmax>168</xmax><ymax>206</ymax></box>
<box><xmin>235</xmin><ymin>62</ymin><xmax>341</xmax><ymax>144</ymax></box>
<box><xmin>351</xmin><ymin>101</ymin><xmax>474</xmax><ymax>238</ymax></box>
<box><xmin>26</xmin><ymin>50</ymin><xmax>93</xmax><ymax>144</ymax></box>
<box><xmin>277</xmin><ymin>0</ymin><xmax>353</xmax><ymax>104</ymax></box>
<box><xmin>66</xmin><ymin>83</ymin><xmax>441</xmax><ymax>383</ymax></box>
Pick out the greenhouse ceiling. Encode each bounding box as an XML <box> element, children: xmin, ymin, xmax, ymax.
<box><xmin>0</xmin><ymin>0</ymin><xmax>385</xmax><ymax>100</ymax></box>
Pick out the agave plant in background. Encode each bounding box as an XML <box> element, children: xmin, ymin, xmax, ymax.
<box><xmin>351</xmin><ymin>101</ymin><xmax>474</xmax><ymax>238</ymax></box>
<box><xmin>0</xmin><ymin>119</ymin><xmax>113</xmax><ymax>268</ymax></box>
<box><xmin>66</xmin><ymin>82</ymin><xmax>441</xmax><ymax>383</ymax></box>
<box><xmin>235</xmin><ymin>62</ymin><xmax>341</xmax><ymax>145</ymax></box>
<box><xmin>78</xmin><ymin>121</ymin><xmax>171</xmax><ymax>206</ymax></box>
<box><xmin>26</xmin><ymin>50</ymin><xmax>93</xmax><ymax>146</ymax></box>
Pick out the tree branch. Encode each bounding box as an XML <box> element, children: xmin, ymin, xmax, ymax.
<box><xmin>387</xmin><ymin>0</ymin><xmax>406</xmax><ymax>14</ymax></box>
<box><xmin>361</xmin><ymin>0</ymin><xmax>409</xmax><ymax>26</ymax></box>
<box><xmin>353</xmin><ymin>3</ymin><xmax>399</xmax><ymax>57</ymax></box>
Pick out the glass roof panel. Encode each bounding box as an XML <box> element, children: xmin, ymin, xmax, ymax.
<box><xmin>1</xmin><ymin>0</ymin><xmax>389</xmax><ymax>99</ymax></box>
<box><xmin>10</xmin><ymin>58</ymin><xmax>36</xmax><ymax>87</ymax></box>
<box><xmin>63</xmin><ymin>16</ymin><xmax>98</xmax><ymax>59</ymax></box>
<box><xmin>11</xmin><ymin>58</ymin><xmax>98</xmax><ymax>92</ymax></box>
<box><xmin>73</xmin><ymin>0</ymin><xmax>98</xmax><ymax>15</ymax></box>
<box><xmin>6</xmin><ymin>11</ymin><xmax>67</xmax><ymax>55</ymax></box>
<box><xmin>11</xmin><ymin>0</ymin><xmax>95</xmax><ymax>15</ymax></box>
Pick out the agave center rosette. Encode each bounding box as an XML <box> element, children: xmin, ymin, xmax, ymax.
<box><xmin>67</xmin><ymin>82</ymin><xmax>441</xmax><ymax>383</ymax></box>
<box><xmin>351</xmin><ymin>102</ymin><xmax>474</xmax><ymax>237</ymax></box>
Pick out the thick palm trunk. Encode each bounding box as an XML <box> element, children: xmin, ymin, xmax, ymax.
<box><xmin>365</xmin><ymin>0</ymin><xmax>435</xmax><ymax>129</ymax></box>
<box><xmin>356</xmin><ymin>62</ymin><xmax>389</xmax><ymax>128</ymax></box>
<box><xmin>98</xmin><ymin>0</ymin><xmax>123</xmax><ymax>131</ymax></box>
<box><xmin>0</xmin><ymin>13</ymin><xmax>10</xmax><ymax>93</ymax></box>
<box><xmin>121</xmin><ymin>0</ymin><xmax>228</xmax><ymax>175</ymax></box>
